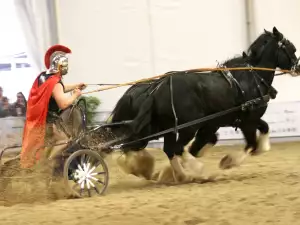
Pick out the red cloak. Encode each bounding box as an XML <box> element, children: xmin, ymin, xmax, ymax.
<box><xmin>20</xmin><ymin>73</ymin><xmax>61</xmax><ymax>168</ymax></box>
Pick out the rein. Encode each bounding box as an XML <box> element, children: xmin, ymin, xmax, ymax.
<box><xmin>82</xmin><ymin>66</ymin><xmax>298</xmax><ymax>95</ymax></box>
<box><xmin>274</xmin><ymin>72</ymin><xmax>287</xmax><ymax>76</ymax></box>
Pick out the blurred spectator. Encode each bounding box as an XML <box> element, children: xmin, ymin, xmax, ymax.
<box><xmin>10</xmin><ymin>92</ymin><xmax>27</xmax><ymax>117</ymax></box>
<box><xmin>0</xmin><ymin>97</ymin><xmax>10</xmax><ymax>117</ymax></box>
<box><xmin>0</xmin><ymin>86</ymin><xmax>3</xmax><ymax>109</ymax></box>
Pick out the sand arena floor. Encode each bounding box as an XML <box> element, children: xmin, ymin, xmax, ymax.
<box><xmin>0</xmin><ymin>141</ymin><xmax>300</xmax><ymax>225</ymax></box>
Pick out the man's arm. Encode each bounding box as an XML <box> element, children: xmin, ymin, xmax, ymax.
<box><xmin>64</xmin><ymin>83</ymin><xmax>86</xmax><ymax>93</ymax></box>
<box><xmin>64</xmin><ymin>84</ymin><xmax>78</xmax><ymax>93</ymax></box>
<box><xmin>52</xmin><ymin>83</ymin><xmax>82</xmax><ymax>110</ymax></box>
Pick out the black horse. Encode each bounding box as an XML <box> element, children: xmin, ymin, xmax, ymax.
<box><xmin>107</xmin><ymin>57</ymin><xmax>271</xmax><ymax>159</ymax></box>
<box><xmin>106</xmin><ymin>27</ymin><xmax>298</xmax><ymax>182</ymax></box>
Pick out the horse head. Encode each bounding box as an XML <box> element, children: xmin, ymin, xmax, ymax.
<box><xmin>247</xmin><ymin>26</ymin><xmax>298</xmax><ymax>72</ymax></box>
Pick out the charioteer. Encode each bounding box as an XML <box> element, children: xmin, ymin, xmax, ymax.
<box><xmin>20</xmin><ymin>44</ymin><xmax>86</xmax><ymax>168</ymax></box>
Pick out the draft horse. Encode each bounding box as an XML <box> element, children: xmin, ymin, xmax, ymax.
<box><xmin>107</xmin><ymin>51</ymin><xmax>272</xmax><ymax>160</ymax></box>
<box><xmin>105</xmin><ymin>27</ymin><xmax>299</xmax><ymax>183</ymax></box>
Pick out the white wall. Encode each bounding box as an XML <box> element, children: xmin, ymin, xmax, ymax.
<box><xmin>58</xmin><ymin>0</ymin><xmax>153</xmax><ymax>111</ymax></box>
<box><xmin>58</xmin><ymin>0</ymin><xmax>300</xmax><ymax>112</ymax></box>
<box><xmin>58</xmin><ymin>0</ymin><xmax>247</xmax><ymax>111</ymax></box>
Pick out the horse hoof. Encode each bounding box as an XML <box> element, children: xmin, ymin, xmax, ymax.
<box><xmin>219</xmin><ymin>151</ymin><xmax>248</xmax><ymax>170</ymax></box>
<box><xmin>219</xmin><ymin>155</ymin><xmax>234</xmax><ymax>170</ymax></box>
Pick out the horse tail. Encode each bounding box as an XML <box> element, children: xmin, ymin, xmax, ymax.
<box><xmin>109</xmin><ymin>84</ymin><xmax>145</xmax><ymax>123</ymax></box>
<box><xmin>109</xmin><ymin>94</ymin><xmax>132</xmax><ymax>123</ymax></box>
<box><xmin>129</xmin><ymin>95</ymin><xmax>154</xmax><ymax>134</ymax></box>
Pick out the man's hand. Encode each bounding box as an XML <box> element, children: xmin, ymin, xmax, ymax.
<box><xmin>63</xmin><ymin>83</ymin><xmax>86</xmax><ymax>93</ymax></box>
<box><xmin>77</xmin><ymin>83</ymin><xmax>87</xmax><ymax>90</ymax></box>
<box><xmin>73</xmin><ymin>88</ymin><xmax>82</xmax><ymax>98</ymax></box>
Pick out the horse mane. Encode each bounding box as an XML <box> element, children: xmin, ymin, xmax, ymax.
<box><xmin>246</xmin><ymin>29</ymin><xmax>276</xmax><ymax>61</ymax></box>
<box><xmin>222</xmin><ymin>29</ymin><xmax>274</xmax><ymax>67</ymax></box>
<box><xmin>221</xmin><ymin>52</ymin><xmax>249</xmax><ymax>67</ymax></box>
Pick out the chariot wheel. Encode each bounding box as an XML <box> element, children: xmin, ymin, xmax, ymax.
<box><xmin>63</xmin><ymin>149</ymin><xmax>109</xmax><ymax>198</ymax></box>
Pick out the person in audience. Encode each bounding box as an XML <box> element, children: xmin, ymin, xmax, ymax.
<box><xmin>0</xmin><ymin>86</ymin><xmax>4</xmax><ymax>109</ymax></box>
<box><xmin>10</xmin><ymin>92</ymin><xmax>27</xmax><ymax>117</ymax></box>
<box><xmin>0</xmin><ymin>97</ymin><xmax>10</xmax><ymax>117</ymax></box>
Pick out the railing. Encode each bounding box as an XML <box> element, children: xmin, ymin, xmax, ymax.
<box><xmin>0</xmin><ymin>116</ymin><xmax>25</xmax><ymax>149</ymax></box>
<box><xmin>1</xmin><ymin>100</ymin><xmax>300</xmax><ymax>151</ymax></box>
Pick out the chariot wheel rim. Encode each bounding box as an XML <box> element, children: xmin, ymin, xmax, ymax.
<box><xmin>64</xmin><ymin>150</ymin><xmax>109</xmax><ymax>198</ymax></box>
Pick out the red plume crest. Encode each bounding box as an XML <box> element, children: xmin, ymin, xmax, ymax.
<box><xmin>44</xmin><ymin>44</ymin><xmax>72</xmax><ymax>69</ymax></box>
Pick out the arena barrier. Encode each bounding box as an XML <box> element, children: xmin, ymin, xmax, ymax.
<box><xmin>1</xmin><ymin>101</ymin><xmax>300</xmax><ymax>150</ymax></box>
<box><xmin>218</xmin><ymin>100</ymin><xmax>300</xmax><ymax>140</ymax></box>
<box><xmin>0</xmin><ymin>116</ymin><xmax>25</xmax><ymax>149</ymax></box>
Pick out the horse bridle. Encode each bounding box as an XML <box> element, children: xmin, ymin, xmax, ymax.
<box><xmin>277</xmin><ymin>37</ymin><xmax>300</xmax><ymax>73</ymax></box>
<box><xmin>245</xmin><ymin>37</ymin><xmax>293</xmax><ymax>101</ymax></box>
<box><xmin>246</xmin><ymin>35</ymin><xmax>299</xmax><ymax>99</ymax></box>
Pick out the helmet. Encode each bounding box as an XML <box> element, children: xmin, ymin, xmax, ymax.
<box><xmin>44</xmin><ymin>44</ymin><xmax>72</xmax><ymax>75</ymax></box>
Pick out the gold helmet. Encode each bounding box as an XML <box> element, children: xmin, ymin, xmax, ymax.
<box><xmin>44</xmin><ymin>44</ymin><xmax>72</xmax><ymax>75</ymax></box>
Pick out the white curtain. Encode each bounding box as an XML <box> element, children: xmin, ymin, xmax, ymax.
<box><xmin>13</xmin><ymin>0</ymin><xmax>59</xmax><ymax>73</ymax></box>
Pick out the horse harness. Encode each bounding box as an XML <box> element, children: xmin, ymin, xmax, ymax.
<box><xmin>120</xmin><ymin>67</ymin><xmax>278</xmax><ymax>143</ymax></box>
<box><xmin>217</xmin><ymin>63</ymin><xmax>278</xmax><ymax>129</ymax></box>
<box><xmin>110</xmin><ymin>64</ymin><xmax>288</xmax><ymax>149</ymax></box>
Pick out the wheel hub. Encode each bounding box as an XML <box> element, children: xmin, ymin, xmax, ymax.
<box><xmin>73</xmin><ymin>163</ymin><xmax>98</xmax><ymax>190</ymax></box>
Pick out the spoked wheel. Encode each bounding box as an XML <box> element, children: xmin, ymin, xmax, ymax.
<box><xmin>63</xmin><ymin>149</ymin><xmax>109</xmax><ymax>198</ymax></box>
